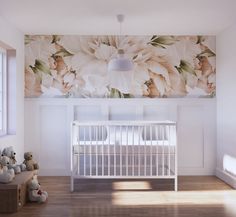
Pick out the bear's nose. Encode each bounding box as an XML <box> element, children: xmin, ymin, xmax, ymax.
<box><xmin>14</xmin><ymin>153</ymin><xmax>16</xmax><ymax>155</ymax></box>
<box><xmin>7</xmin><ymin>162</ymin><xmax>9</xmax><ymax>164</ymax></box>
<box><xmin>31</xmin><ymin>155</ymin><xmax>32</xmax><ymax>157</ymax></box>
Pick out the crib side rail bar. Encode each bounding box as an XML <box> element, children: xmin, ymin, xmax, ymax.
<box><xmin>72</xmin><ymin>120</ymin><xmax>176</xmax><ymax>127</ymax></box>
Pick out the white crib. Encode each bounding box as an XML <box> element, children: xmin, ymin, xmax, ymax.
<box><xmin>71</xmin><ymin>121</ymin><xmax>177</xmax><ymax>191</ymax></box>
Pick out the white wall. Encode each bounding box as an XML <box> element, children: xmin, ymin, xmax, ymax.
<box><xmin>216</xmin><ymin>23</ymin><xmax>236</xmax><ymax>187</ymax></box>
<box><xmin>25</xmin><ymin>98</ymin><xmax>216</xmax><ymax>176</ymax></box>
<box><xmin>0</xmin><ymin>16</ymin><xmax>24</xmax><ymax>162</ymax></box>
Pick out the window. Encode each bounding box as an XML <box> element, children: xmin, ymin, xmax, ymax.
<box><xmin>0</xmin><ymin>48</ymin><xmax>7</xmax><ymax>136</ymax></box>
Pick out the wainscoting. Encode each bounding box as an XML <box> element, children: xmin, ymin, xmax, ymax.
<box><xmin>24</xmin><ymin>98</ymin><xmax>216</xmax><ymax>176</ymax></box>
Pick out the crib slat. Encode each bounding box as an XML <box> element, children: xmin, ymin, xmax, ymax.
<box><xmin>168</xmin><ymin>125</ymin><xmax>171</xmax><ymax>176</ymax></box>
<box><xmin>126</xmin><ymin>126</ymin><xmax>128</xmax><ymax>176</ymax></box>
<box><xmin>120</xmin><ymin>125</ymin><xmax>122</xmax><ymax>176</ymax></box>
<box><xmin>84</xmin><ymin>127</ymin><xmax>86</xmax><ymax>176</ymax></box>
<box><xmin>138</xmin><ymin>126</ymin><xmax>141</xmax><ymax>176</ymax></box>
<box><xmin>132</xmin><ymin>125</ymin><xmax>134</xmax><ymax>176</ymax></box>
<box><xmin>155</xmin><ymin>125</ymin><xmax>159</xmax><ymax>176</ymax></box>
<box><xmin>96</xmin><ymin>126</ymin><xmax>98</xmax><ymax>176</ymax></box>
<box><xmin>144</xmin><ymin>125</ymin><xmax>147</xmax><ymax>176</ymax></box>
<box><xmin>114</xmin><ymin>126</ymin><xmax>116</xmax><ymax>176</ymax></box>
<box><xmin>90</xmin><ymin>126</ymin><xmax>92</xmax><ymax>176</ymax></box>
<box><xmin>102</xmin><ymin>125</ymin><xmax>104</xmax><ymax>176</ymax></box>
<box><xmin>108</xmin><ymin>126</ymin><xmax>110</xmax><ymax>176</ymax></box>
<box><xmin>162</xmin><ymin>125</ymin><xmax>165</xmax><ymax>176</ymax></box>
<box><xmin>150</xmin><ymin>125</ymin><xmax>152</xmax><ymax>176</ymax></box>
<box><xmin>77</xmin><ymin>126</ymin><xmax>80</xmax><ymax>176</ymax></box>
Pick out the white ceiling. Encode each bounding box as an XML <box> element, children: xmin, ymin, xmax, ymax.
<box><xmin>0</xmin><ymin>0</ymin><xmax>235</xmax><ymax>35</ymax></box>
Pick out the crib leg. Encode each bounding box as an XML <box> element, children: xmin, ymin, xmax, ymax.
<box><xmin>174</xmin><ymin>176</ymin><xmax>178</xmax><ymax>191</ymax></box>
<box><xmin>71</xmin><ymin>175</ymin><xmax>74</xmax><ymax>192</ymax></box>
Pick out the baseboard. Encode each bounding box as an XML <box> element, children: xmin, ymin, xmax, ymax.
<box><xmin>216</xmin><ymin>168</ymin><xmax>236</xmax><ymax>189</ymax></box>
<box><xmin>38</xmin><ymin>169</ymin><xmax>70</xmax><ymax>176</ymax></box>
<box><xmin>178</xmin><ymin>167</ymin><xmax>215</xmax><ymax>176</ymax></box>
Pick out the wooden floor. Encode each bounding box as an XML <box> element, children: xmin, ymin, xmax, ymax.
<box><xmin>2</xmin><ymin>176</ymin><xmax>236</xmax><ymax>217</ymax></box>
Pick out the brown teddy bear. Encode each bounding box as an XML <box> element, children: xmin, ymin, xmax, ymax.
<box><xmin>23</xmin><ymin>152</ymin><xmax>39</xmax><ymax>171</ymax></box>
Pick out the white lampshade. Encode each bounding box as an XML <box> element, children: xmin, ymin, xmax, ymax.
<box><xmin>108</xmin><ymin>49</ymin><xmax>133</xmax><ymax>71</ymax></box>
<box><xmin>108</xmin><ymin>49</ymin><xmax>133</xmax><ymax>93</ymax></box>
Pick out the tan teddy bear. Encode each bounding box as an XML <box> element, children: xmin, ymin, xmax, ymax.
<box><xmin>23</xmin><ymin>152</ymin><xmax>39</xmax><ymax>171</ymax></box>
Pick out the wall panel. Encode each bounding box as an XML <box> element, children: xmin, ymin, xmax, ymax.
<box><xmin>24</xmin><ymin>98</ymin><xmax>216</xmax><ymax>176</ymax></box>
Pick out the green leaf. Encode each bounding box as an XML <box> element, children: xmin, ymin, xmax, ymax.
<box><xmin>175</xmin><ymin>66</ymin><xmax>183</xmax><ymax>74</ymax></box>
<box><xmin>179</xmin><ymin>60</ymin><xmax>196</xmax><ymax>75</ymax></box>
<box><xmin>123</xmin><ymin>93</ymin><xmax>132</xmax><ymax>98</ymax></box>
<box><xmin>197</xmin><ymin>49</ymin><xmax>216</xmax><ymax>58</ymax></box>
<box><xmin>210</xmin><ymin>91</ymin><xmax>216</xmax><ymax>97</ymax></box>
<box><xmin>25</xmin><ymin>35</ymin><xmax>34</xmax><ymax>45</ymax></box>
<box><xmin>154</xmin><ymin>36</ymin><xmax>177</xmax><ymax>45</ymax></box>
<box><xmin>150</xmin><ymin>35</ymin><xmax>157</xmax><ymax>41</ymax></box>
<box><xmin>52</xmin><ymin>35</ymin><xmax>61</xmax><ymax>43</ymax></box>
<box><xmin>54</xmin><ymin>48</ymin><xmax>73</xmax><ymax>57</ymax></box>
<box><xmin>149</xmin><ymin>36</ymin><xmax>178</xmax><ymax>48</ymax></box>
<box><xmin>35</xmin><ymin>59</ymin><xmax>51</xmax><ymax>74</ymax></box>
<box><xmin>102</xmin><ymin>41</ymin><xmax>111</xmax><ymax>46</ymax></box>
<box><xmin>149</xmin><ymin>41</ymin><xmax>166</xmax><ymax>49</ymax></box>
<box><xmin>110</xmin><ymin>88</ymin><xmax>121</xmax><ymax>98</ymax></box>
<box><xmin>29</xmin><ymin>65</ymin><xmax>37</xmax><ymax>73</ymax></box>
<box><xmin>29</xmin><ymin>65</ymin><xmax>43</xmax><ymax>82</ymax></box>
<box><xmin>133</xmin><ymin>54</ymin><xmax>138</xmax><ymax>60</ymax></box>
<box><xmin>196</xmin><ymin>36</ymin><xmax>206</xmax><ymax>44</ymax></box>
<box><xmin>109</xmin><ymin>88</ymin><xmax>132</xmax><ymax>98</ymax></box>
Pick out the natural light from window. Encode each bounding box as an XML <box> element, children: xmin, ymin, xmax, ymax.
<box><xmin>0</xmin><ymin>48</ymin><xmax>6</xmax><ymax>136</ymax></box>
<box><xmin>113</xmin><ymin>181</ymin><xmax>151</xmax><ymax>190</ymax></box>
<box><xmin>223</xmin><ymin>154</ymin><xmax>236</xmax><ymax>177</ymax></box>
<box><xmin>112</xmin><ymin>190</ymin><xmax>236</xmax><ymax>206</ymax></box>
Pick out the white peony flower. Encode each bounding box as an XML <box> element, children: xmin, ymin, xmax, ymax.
<box><xmin>158</xmin><ymin>37</ymin><xmax>201</xmax><ymax>67</ymax></box>
<box><xmin>25</xmin><ymin>68</ymin><xmax>42</xmax><ymax>97</ymax></box>
<box><xmin>25</xmin><ymin>36</ymin><xmax>56</xmax><ymax>68</ymax></box>
<box><xmin>41</xmin><ymin>86</ymin><xmax>63</xmax><ymax>97</ymax></box>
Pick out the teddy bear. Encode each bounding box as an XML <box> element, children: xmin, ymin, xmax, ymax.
<box><xmin>23</xmin><ymin>152</ymin><xmax>39</xmax><ymax>171</ymax></box>
<box><xmin>2</xmin><ymin>146</ymin><xmax>26</xmax><ymax>174</ymax></box>
<box><xmin>28</xmin><ymin>176</ymin><xmax>48</xmax><ymax>203</ymax></box>
<box><xmin>0</xmin><ymin>155</ymin><xmax>15</xmax><ymax>183</ymax></box>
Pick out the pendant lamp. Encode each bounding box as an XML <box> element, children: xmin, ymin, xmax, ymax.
<box><xmin>108</xmin><ymin>14</ymin><xmax>133</xmax><ymax>94</ymax></box>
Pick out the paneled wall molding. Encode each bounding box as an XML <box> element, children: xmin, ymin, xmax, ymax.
<box><xmin>24</xmin><ymin>98</ymin><xmax>216</xmax><ymax>176</ymax></box>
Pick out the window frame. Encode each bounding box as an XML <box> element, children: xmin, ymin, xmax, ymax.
<box><xmin>0</xmin><ymin>47</ymin><xmax>7</xmax><ymax>136</ymax></box>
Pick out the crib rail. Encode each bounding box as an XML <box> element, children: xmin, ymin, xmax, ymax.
<box><xmin>71</xmin><ymin>121</ymin><xmax>177</xmax><ymax>191</ymax></box>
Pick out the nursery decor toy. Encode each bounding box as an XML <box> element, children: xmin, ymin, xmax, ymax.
<box><xmin>28</xmin><ymin>176</ymin><xmax>48</xmax><ymax>203</ymax></box>
<box><xmin>0</xmin><ymin>155</ymin><xmax>15</xmax><ymax>183</ymax></box>
<box><xmin>2</xmin><ymin>146</ymin><xmax>26</xmax><ymax>174</ymax></box>
<box><xmin>23</xmin><ymin>152</ymin><xmax>39</xmax><ymax>171</ymax></box>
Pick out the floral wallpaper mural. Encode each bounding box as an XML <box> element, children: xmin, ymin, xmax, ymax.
<box><xmin>25</xmin><ymin>35</ymin><xmax>216</xmax><ymax>98</ymax></box>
